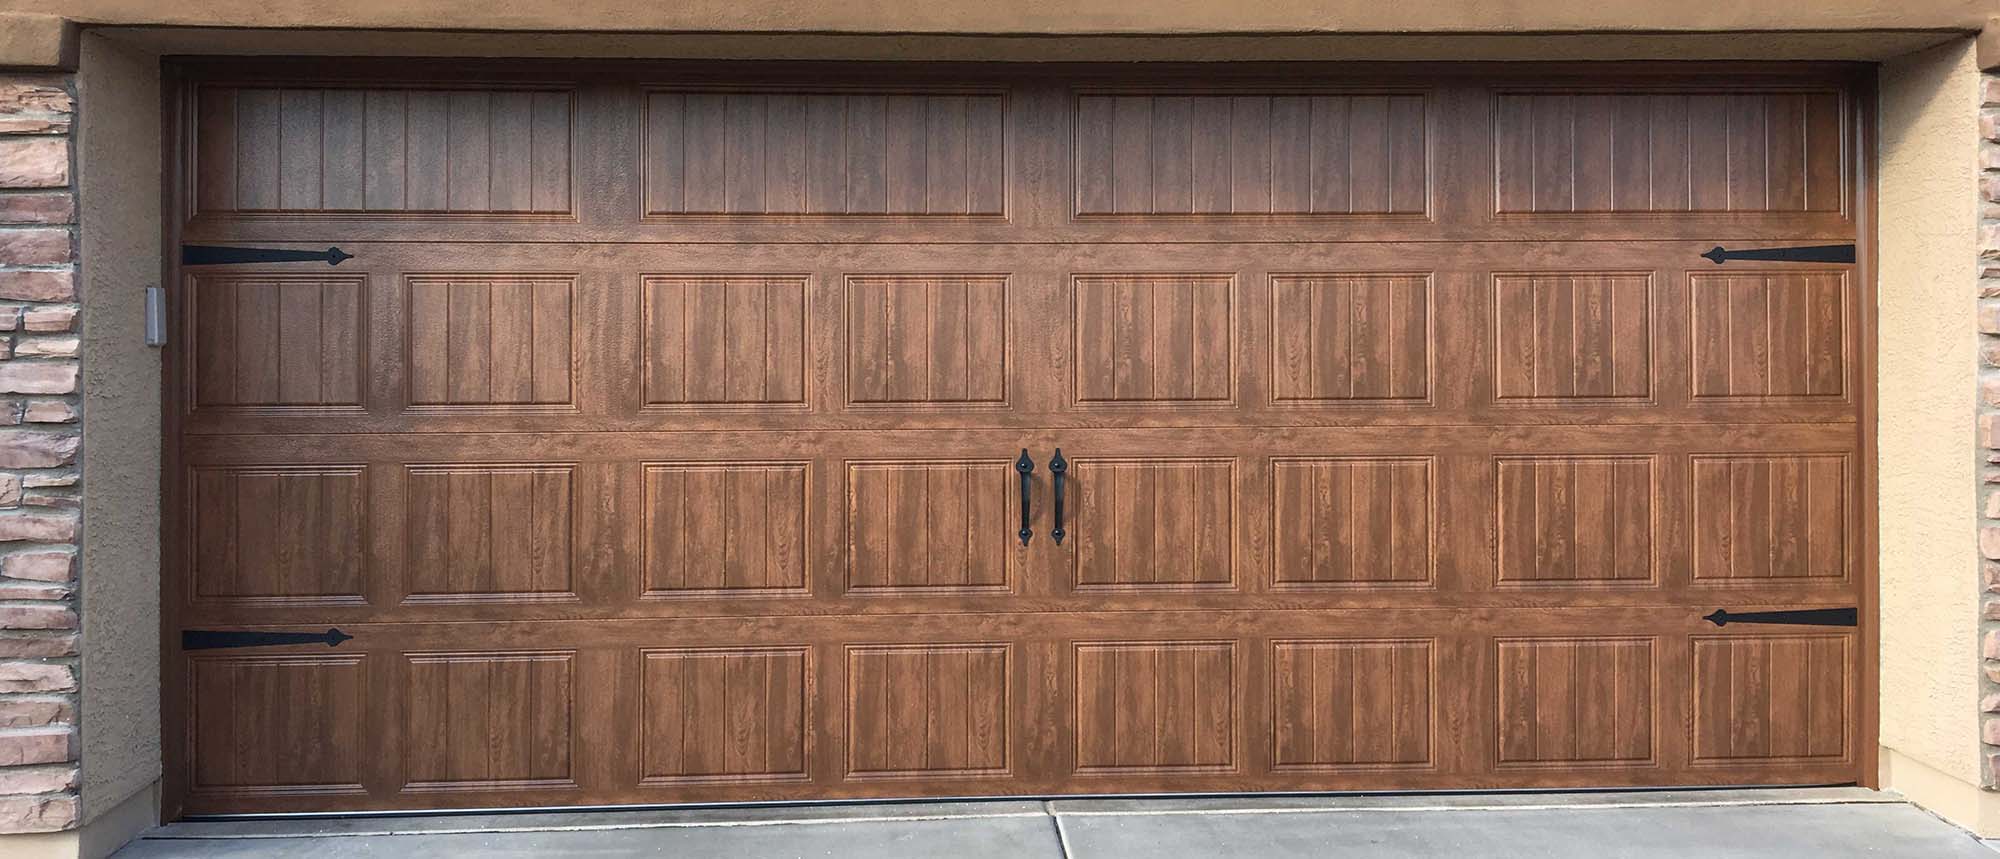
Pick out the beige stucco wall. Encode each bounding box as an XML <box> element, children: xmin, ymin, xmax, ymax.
<box><xmin>72</xmin><ymin>26</ymin><xmax>160</xmax><ymax>848</ymax></box>
<box><xmin>15</xmin><ymin>0</ymin><xmax>1995</xmax><ymax>34</ymax></box>
<box><xmin>1877</xmin><ymin>36</ymin><xmax>1994</xmax><ymax>829</ymax></box>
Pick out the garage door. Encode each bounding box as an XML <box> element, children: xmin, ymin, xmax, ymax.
<box><xmin>164</xmin><ymin>60</ymin><xmax>1871</xmax><ymax>815</ymax></box>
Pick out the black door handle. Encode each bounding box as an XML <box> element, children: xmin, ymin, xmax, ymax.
<box><xmin>1015</xmin><ymin>449</ymin><xmax>1035</xmax><ymax>546</ymax></box>
<box><xmin>1050</xmin><ymin>448</ymin><xmax>1069</xmax><ymax>545</ymax></box>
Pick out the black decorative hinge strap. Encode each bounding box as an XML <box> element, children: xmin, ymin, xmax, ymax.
<box><xmin>1703</xmin><ymin>608</ymin><xmax>1857</xmax><ymax>628</ymax></box>
<box><xmin>182</xmin><ymin>245</ymin><xmax>353</xmax><ymax>266</ymax></box>
<box><xmin>1700</xmin><ymin>244</ymin><xmax>1855</xmax><ymax>265</ymax></box>
<box><xmin>182</xmin><ymin>628</ymin><xmax>354</xmax><ymax>650</ymax></box>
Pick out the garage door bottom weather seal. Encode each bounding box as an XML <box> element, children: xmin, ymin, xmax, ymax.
<box><xmin>177</xmin><ymin>782</ymin><xmax>1862</xmax><ymax>822</ymax></box>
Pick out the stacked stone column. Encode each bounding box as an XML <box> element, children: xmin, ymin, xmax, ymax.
<box><xmin>0</xmin><ymin>75</ymin><xmax>83</xmax><ymax>832</ymax></box>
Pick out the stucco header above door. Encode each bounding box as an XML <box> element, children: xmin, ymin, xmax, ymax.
<box><xmin>4</xmin><ymin>0</ymin><xmax>1998</xmax><ymax>69</ymax></box>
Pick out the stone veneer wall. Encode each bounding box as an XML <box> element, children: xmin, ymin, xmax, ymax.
<box><xmin>0</xmin><ymin>75</ymin><xmax>85</xmax><ymax>832</ymax></box>
<box><xmin>1983</xmin><ymin>72</ymin><xmax>2000</xmax><ymax>787</ymax></box>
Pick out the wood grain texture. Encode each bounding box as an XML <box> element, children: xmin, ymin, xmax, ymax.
<box><xmin>165</xmin><ymin>61</ymin><xmax>1870</xmax><ymax>815</ymax></box>
<box><xmin>1691</xmin><ymin>454</ymin><xmax>1848</xmax><ymax>582</ymax></box>
<box><xmin>642</xmin><ymin>274</ymin><xmax>808</xmax><ymax>408</ymax></box>
<box><xmin>1270</xmin><ymin>457</ymin><xmax>1432</xmax><ymax>589</ymax></box>
<box><xmin>1690</xmin><ymin>272</ymin><xmax>1849</xmax><ymax>401</ymax></box>
<box><xmin>1496</xmin><ymin>637</ymin><xmax>1655</xmax><ymax>768</ymax></box>
<box><xmin>407</xmin><ymin>275</ymin><xmax>574</xmax><ymax>409</ymax></box>
<box><xmin>187</xmin><ymin>274</ymin><xmax>366</xmax><ymax>412</ymax></box>
<box><xmin>1070</xmin><ymin>458</ymin><xmax>1233</xmax><ymax>591</ymax></box>
<box><xmin>846</xmin><ymin>644</ymin><xmax>1010</xmax><ymax>778</ymax></box>
<box><xmin>404</xmin><ymin>465</ymin><xmax>574</xmax><ymax>601</ymax></box>
<box><xmin>640</xmin><ymin>646</ymin><xmax>810</xmax><ymax>784</ymax></box>
<box><xmin>1074</xmin><ymin>92</ymin><xmax>1426</xmax><ymax>216</ymax></box>
<box><xmin>846</xmin><ymin>275</ymin><xmax>1008</xmax><ymax>406</ymax></box>
<box><xmin>1692</xmin><ymin>635</ymin><xmax>1850</xmax><ymax>764</ymax></box>
<box><xmin>194</xmin><ymin>85</ymin><xmax>574</xmax><ymax>216</ymax></box>
<box><xmin>1271</xmin><ymin>639</ymin><xmax>1432</xmax><ymax>771</ymax></box>
<box><xmin>1073</xmin><ymin>274</ymin><xmax>1233</xmax><ymax>406</ymax></box>
<box><xmin>1493</xmin><ymin>273</ymin><xmax>1651</xmax><ymax>401</ymax></box>
<box><xmin>1496</xmin><ymin>456</ymin><xmax>1655</xmax><ymax>586</ymax></box>
<box><xmin>402</xmin><ymin>651</ymin><xmax>577</xmax><ymax>791</ymax></box>
<box><xmin>186</xmin><ymin>655</ymin><xmax>369</xmax><ymax>796</ymax></box>
<box><xmin>847</xmin><ymin>460</ymin><xmax>1013</xmax><ymax>594</ymax></box>
<box><xmin>188</xmin><ymin>465</ymin><xmax>368</xmax><ymax>605</ymax></box>
<box><xmin>1272</xmin><ymin>273</ymin><xmax>1430</xmax><ymax>403</ymax></box>
<box><xmin>643</xmin><ymin>462</ymin><xmax>809</xmax><ymax>597</ymax></box>
<box><xmin>645</xmin><ymin>90</ymin><xmax>1005</xmax><ymax>218</ymax></box>
<box><xmin>1074</xmin><ymin>641</ymin><xmax>1236</xmax><ymax>774</ymax></box>
<box><xmin>1494</xmin><ymin>90</ymin><xmax>1844</xmax><ymax>214</ymax></box>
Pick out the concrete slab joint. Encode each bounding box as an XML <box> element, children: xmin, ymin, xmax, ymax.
<box><xmin>0</xmin><ymin>71</ymin><xmax>82</xmax><ymax>834</ymax></box>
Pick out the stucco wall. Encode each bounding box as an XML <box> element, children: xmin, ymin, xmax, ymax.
<box><xmin>1879</xmin><ymin>36</ymin><xmax>1985</xmax><ymax>803</ymax></box>
<box><xmin>14</xmin><ymin>0</ymin><xmax>1993</xmax><ymax>34</ymax></box>
<box><xmin>73</xmin><ymin>29</ymin><xmax>159</xmax><ymax>829</ymax></box>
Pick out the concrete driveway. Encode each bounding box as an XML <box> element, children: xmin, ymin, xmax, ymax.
<box><xmin>112</xmin><ymin>788</ymin><xmax>1994</xmax><ymax>858</ymax></box>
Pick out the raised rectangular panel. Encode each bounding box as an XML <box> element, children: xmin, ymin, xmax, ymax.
<box><xmin>847</xmin><ymin>460</ymin><xmax>1013</xmax><ymax>594</ymax></box>
<box><xmin>194</xmin><ymin>85</ymin><xmax>573</xmax><ymax>216</ymax></box>
<box><xmin>187</xmin><ymin>274</ymin><xmax>366</xmax><ymax>413</ymax></box>
<box><xmin>643</xmin><ymin>462</ymin><xmax>809</xmax><ymax>597</ymax></box>
<box><xmin>1072</xmin><ymin>274</ymin><xmax>1233</xmax><ymax>406</ymax></box>
<box><xmin>1692</xmin><ymin>635</ymin><xmax>1850</xmax><ymax>764</ymax></box>
<box><xmin>1496</xmin><ymin>456</ymin><xmax>1656</xmax><ymax>586</ymax></box>
<box><xmin>643</xmin><ymin>90</ymin><xmax>1006</xmax><ymax>218</ymax></box>
<box><xmin>845</xmin><ymin>275</ymin><xmax>1008</xmax><ymax>406</ymax></box>
<box><xmin>1070</xmin><ymin>458</ymin><xmax>1233</xmax><ymax>591</ymax></box>
<box><xmin>1495</xmin><ymin>637</ymin><xmax>1656</xmax><ymax>768</ymax></box>
<box><xmin>188</xmin><ymin>465</ymin><xmax>368</xmax><ymax>606</ymax></box>
<box><xmin>642</xmin><ymin>274</ymin><xmax>808</xmax><ymax>408</ymax></box>
<box><xmin>1074</xmin><ymin>641</ymin><xmax>1236</xmax><ymax>774</ymax></box>
<box><xmin>1691</xmin><ymin>454</ymin><xmax>1848</xmax><ymax>582</ymax></box>
<box><xmin>402</xmin><ymin>651</ymin><xmax>577</xmax><ymax>791</ymax></box>
<box><xmin>846</xmin><ymin>644</ymin><xmax>1010</xmax><ymax>779</ymax></box>
<box><xmin>1271</xmin><ymin>273</ymin><xmax>1431</xmax><ymax>403</ymax></box>
<box><xmin>1689</xmin><ymin>272</ymin><xmax>1849</xmax><ymax>401</ymax></box>
<box><xmin>1073</xmin><ymin>92</ymin><xmax>1427</xmax><ymax>216</ymax></box>
<box><xmin>1271</xmin><ymin>639</ymin><xmax>1432</xmax><ymax>772</ymax></box>
<box><xmin>1493</xmin><ymin>273</ymin><xmax>1652</xmax><ymax>401</ymax></box>
<box><xmin>186</xmin><ymin>655</ymin><xmax>368</xmax><ymax>796</ymax></box>
<box><xmin>1493</xmin><ymin>90</ymin><xmax>1844</xmax><ymax>214</ymax></box>
<box><xmin>1270</xmin><ymin>457</ymin><xmax>1432</xmax><ymax>589</ymax></box>
<box><xmin>404</xmin><ymin>464</ymin><xmax>575</xmax><ymax>602</ymax></box>
<box><xmin>641</xmin><ymin>647</ymin><xmax>810</xmax><ymax>785</ymax></box>
<box><xmin>406</xmin><ymin>274</ymin><xmax>575</xmax><ymax>410</ymax></box>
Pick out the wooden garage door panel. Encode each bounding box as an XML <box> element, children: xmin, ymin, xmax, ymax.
<box><xmin>643</xmin><ymin>89</ymin><xmax>1007</xmax><ymax>218</ymax></box>
<box><xmin>186</xmin><ymin>273</ymin><xmax>367</xmax><ymax>413</ymax></box>
<box><xmin>174</xmin><ymin>242</ymin><xmax>1877</xmax><ymax>433</ymax></box>
<box><xmin>168</xmin><ymin>63</ymin><xmax>1868</xmax><ymax>815</ymax></box>
<box><xmin>640</xmin><ymin>646</ymin><xmax>811</xmax><ymax>784</ymax></box>
<box><xmin>185</xmin><ymin>654</ymin><xmax>369</xmax><ymax>797</ymax></box>
<box><xmin>1492</xmin><ymin>90</ymin><xmax>1845</xmax><ymax>214</ymax></box>
<box><xmin>168</xmin><ymin>614</ymin><xmax>1863</xmax><ymax>812</ymax></box>
<box><xmin>1271</xmin><ymin>639</ymin><xmax>1433</xmax><ymax>772</ymax></box>
<box><xmin>194</xmin><ymin>84</ymin><xmax>574</xmax><ymax>217</ymax></box>
<box><xmin>845</xmin><ymin>274</ymin><xmax>1011</xmax><ymax>407</ymax></box>
<box><xmin>1073</xmin><ymin>91</ymin><xmax>1428</xmax><ymax>217</ymax></box>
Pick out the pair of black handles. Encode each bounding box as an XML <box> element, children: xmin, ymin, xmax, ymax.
<box><xmin>1014</xmin><ymin>448</ymin><xmax>1068</xmax><ymax>546</ymax></box>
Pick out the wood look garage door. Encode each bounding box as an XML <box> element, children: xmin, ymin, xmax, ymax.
<box><xmin>163</xmin><ymin>60</ymin><xmax>1873</xmax><ymax>816</ymax></box>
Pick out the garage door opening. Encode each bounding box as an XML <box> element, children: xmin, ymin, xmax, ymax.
<box><xmin>160</xmin><ymin>59</ymin><xmax>1874</xmax><ymax>816</ymax></box>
